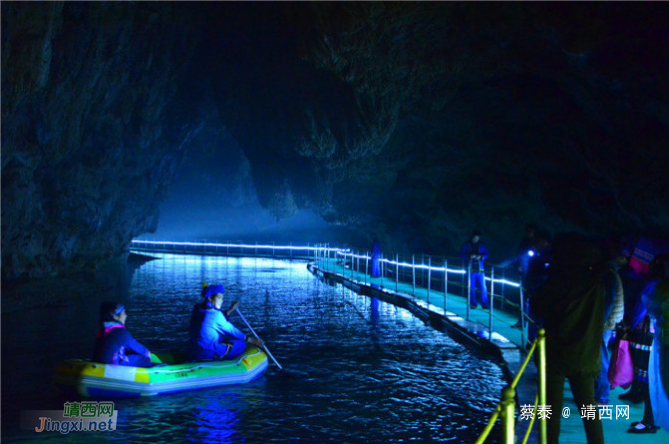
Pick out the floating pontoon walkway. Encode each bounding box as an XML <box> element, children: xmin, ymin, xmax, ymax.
<box><xmin>307</xmin><ymin>257</ymin><xmax>667</xmax><ymax>444</ymax></box>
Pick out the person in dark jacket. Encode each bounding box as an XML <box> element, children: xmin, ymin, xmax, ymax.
<box><xmin>502</xmin><ymin>223</ymin><xmax>537</xmax><ymax>279</ymax></box>
<box><xmin>522</xmin><ymin>230</ymin><xmax>553</xmax><ymax>342</ymax></box>
<box><xmin>594</xmin><ymin>246</ymin><xmax>627</xmax><ymax>404</ymax></box>
<box><xmin>531</xmin><ymin>234</ymin><xmax>607</xmax><ymax>444</ymax></box>
<box><xmin>189</xmin><ymin>284</ymin><xmax>264</xmax><ymax>360</ymax></box>
<box><xmin>500</xmin><ymin>224</ymin><xmax>547</xmax><ymax>329</ymax></box>
<box><xmin>94</xmin><ymin>302</ymin><xmax>152</xmax><ymax>367</ymax></box>
<box><xmin>625</xmin><ymin>255</ymin><xmax>669</xmax><ymax>434</ymax></box>
<box><xmin>460</xmin><ymin>230</ymin><xmax>490</xmax><ymax>309</ymax></box>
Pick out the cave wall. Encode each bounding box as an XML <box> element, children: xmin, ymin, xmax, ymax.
<box><xmin>2</xmin><ymin>2</ymin><xmax>204</xmax><ymax>279</ymax></box>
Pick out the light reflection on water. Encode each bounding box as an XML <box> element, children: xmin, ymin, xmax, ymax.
<box><xmin>2</xmin><ymin>254</ymin><xmax>505</xmax><ymax>443</ymax></box>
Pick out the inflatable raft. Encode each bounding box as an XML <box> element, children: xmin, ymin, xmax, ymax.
<box><xmin>52</xmin><ymin>346</ymin><xmax>268</xmax><ymax>397</ymax></box>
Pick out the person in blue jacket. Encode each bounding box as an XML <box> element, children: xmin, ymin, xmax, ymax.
<box><xmin>189</xmin><ymin>284</ymin><xmax>264</xmax><ymax>360</ymax></box>
<box><xmin>371</xmin><ymin>236</ymin><xmax>381</xmax><ymax>278</ymax></box>
<box><xmin>93</xmin><ymin>302</ymin><xmax>152</xmax><ymax>367</ymax></box>
<box><xmin>460</xmin><ymin>230</ymin><xmax>490</xmax><ymax>309</ymax></box>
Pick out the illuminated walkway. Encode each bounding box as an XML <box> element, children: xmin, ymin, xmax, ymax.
<box><xmin>308</xmin><ymin>257</ymin><xmax>668</xmax><ymax>444</ymax></box>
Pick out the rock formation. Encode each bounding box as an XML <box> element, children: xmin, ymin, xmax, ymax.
<box><xmin>3</xmin><ymin>2</ymin><xmax>668</xmax><ymax>281</ymax></box>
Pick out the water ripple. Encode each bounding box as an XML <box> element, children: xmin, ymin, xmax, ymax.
<box><xmin>2</xmin><ymin>255</ymin><xmax>505</xmax><ymax>443</ymax></box>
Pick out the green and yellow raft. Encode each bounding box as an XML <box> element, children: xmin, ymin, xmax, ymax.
<box><xmin>52</xmin><ymin>346</ymin><xmax>268</xmax><ymax>397</ymax></box>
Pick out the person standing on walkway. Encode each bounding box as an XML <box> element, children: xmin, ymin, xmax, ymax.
<box><xmin>500</xmin><ymin>226</ymin><xmax>551</xmax><ymax>331</ymax></box>
<box><xmin>531</xmin><ymin>233</ymin><xmax>607</xmax><ymax>444</ymax></box>
<box><xmin>371</xmin><ymin>236</ymin><xmax>381</xmax><ymax>278</ymax></box>
<box><xmin>520</xmin><ymin>230</ymin><xmax>553</xmax><ymax>340</ymax></box>
<box><xmin>625</xmin><ymin>255</ymin><xmax>668</xmax><ymax>434</ymax></box>
<box><xmin>460</xmin><ymin>230</ymin><xmax>489</xmax><ymax>309</ymax></box>
<box><xmin>594</xmin><ymin>244</ymin><xmax>627</xmax><ymax>404</ymax></box>
<box><xmin>508</xmin><ymin>223</ymin><xmax>537</xmax><ymax>279</ymax></box>
<box><xmin>643</xmin><ymin>254</ymin><xmax>669</xmax><ymax>433</ymax></box>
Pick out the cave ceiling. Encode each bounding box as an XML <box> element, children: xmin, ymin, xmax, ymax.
<box><xmin>2</xmin><ymin>1</ymin><xmax>668</xmax><ymax>279</ymax></box>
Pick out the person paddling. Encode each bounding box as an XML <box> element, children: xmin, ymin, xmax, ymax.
<box><xmin>189</xmin><ymin>284</ymin><xmax>264</xmax><ymax>360</ymax></box>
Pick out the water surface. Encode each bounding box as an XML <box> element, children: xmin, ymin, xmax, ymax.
<box><xmin>2</xmin><ymin>254</ymin><xmax>506</xmax><ymax>443</ymax></box>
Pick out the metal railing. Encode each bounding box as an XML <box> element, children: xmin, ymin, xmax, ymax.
<box><xmin>130</xmin><ymin>239</ymin><xmax>317</xmax><ymax>260</ymax></box>
<box><xmin>475</xmin><ymin>328</ymin><xmax>547</xmax><ymax>444</ymax></box>
<box><xmin>130</xmin><ymin>239</ymin><xmax>535</xmax><ymax>348</ymax></box>
<box><xmin>312</xmin><ymin>245</ymin><xmax>534</xmax><ymax>348</ymax></box>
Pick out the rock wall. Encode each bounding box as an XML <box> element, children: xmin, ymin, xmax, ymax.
<box><xmin>204</xmin><ymin>3</ymin><xmax>669</xmax><ymax>255</ymax></box>
<box><xmin>2</xmin><ymin>2</ymin><xmax>203</xmax><ymax>280</ymax></box>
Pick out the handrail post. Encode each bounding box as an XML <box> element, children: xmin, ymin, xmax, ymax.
<box><xmin>500</xmin><ymin>386</ymin><xmax>516</xmax><ymax>444</ymax></box>
<box><xmin>466</xmin><ymin>264</ymin><xmax>471</xmax><ymax>320</ymax></box>
<box><xmin>537</xmin><ymin>328</ymin><xmax>548</xmax><ymax>444</ymax></box>
<box><xmin>365</xmin><ymin>252</ymin><xmax>369</xmax><ymax>285</ymax></box>
<box><xmin>395</xmin><ymin>253</ymin><xmax>399</xmax><ymax>292</ymax></box>
<box><xmin>489</xmin><ymin>267</ymin><xmax>495</xmax><ymax>334</ymax></box>
<box><xmin>444</xmin><ymin>259</ymin><xmax>448</xmax><ymax>315</ymax></box>
<box><xmin>356</xmin><ymin>251</ymin><xmax>359</xmax><ymax>278</ymax></box>
<box><xmin>427</xmin><ymin>256</ymin><xmax>432</xmax><ymax>306</ymax></box>
<box><xmin>352</xmin><ymin>250</ymin><xmax>355</xmax><ymax>277</ymax></box>
<box><xmin>380</xmin><ymin>253</ymin><xmax>384</xmax><ymax>288</ymax></box>
<box><xmin>355</xmin><ymin>251</ymin><xmax>360</xmax><ymax>274</ymax></box>
<box><xmin>344</xmin><ymin>251</ymin><xmax>348</xmax><ymax>277</ymax></box>
<box><xmin>422</xmin><ymin>253</ymin><xmax>425</xmax><ymax>295</ymax></box>
<box><xmin>412</xmin><ymin>255</ymin><xmax>416</xmax><ymax>298</ymax></box>
<box><xmin>356</xmin><ymin>251</ymin><xmax>359</xmax><ymax>277</ymax></box>
<box><xmin>520</xmin><ymin>285</ymin><xmax>527</xmax><ymax>349</ymax></box>
<box><xmin>501</xmin><ymin>267</ymin><xmax>506</xmax><ymax>309</ymax></box>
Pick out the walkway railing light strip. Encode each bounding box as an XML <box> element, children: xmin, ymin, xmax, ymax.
<box><xmin>487</xmin><ymin>278</ymin><xmax>521</xmax><ymax>288</ymax></box>
<box><xmin>131</xmin><ymin>240</ymin><xmax>318</xmax><ymax>251</ymax></box>
<box><xmin>336</xmin><ymin>250</ymin><xmax>468</xmax><ymax>275</ymax></box>
<box><xmin>131</xmin><ymin>239</ymin><xmax>522</xmax><ymax>289</ymax></box>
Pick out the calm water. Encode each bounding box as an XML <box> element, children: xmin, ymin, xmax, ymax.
<box><xmin>2</xmin><ymin>254</ymin><xmax>506</xmax><ymax>443</ymax></box>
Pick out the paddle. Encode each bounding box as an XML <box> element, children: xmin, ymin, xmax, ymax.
<box><xmin>235</xmin><ymin>308</ymin><xmax>283</xmax><ymax>371</ymax></box>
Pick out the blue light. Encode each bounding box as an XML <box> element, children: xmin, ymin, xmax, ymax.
<box><xmin>334</xmin><ymin>250</ymin><xmax>467</xmax><ymax>275</ymax></box>
<box><xmin>131</xmin><ymin>239</ymin><xmax>319</xmax><ymax>251</ymax></box>
<box><xmin>132</xmin><ymin>240</ymin><xmax>522</xmax><ymax>289</ymax></box>
<box><xmin>485</xmin><ymin>277</ymin><xmax>521</xmax><ymax>288</ymax></box>
<box><xmin>527</xmin><ymin>250</ymin><xmax>535</xmax><ymax>257</ymax></box>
